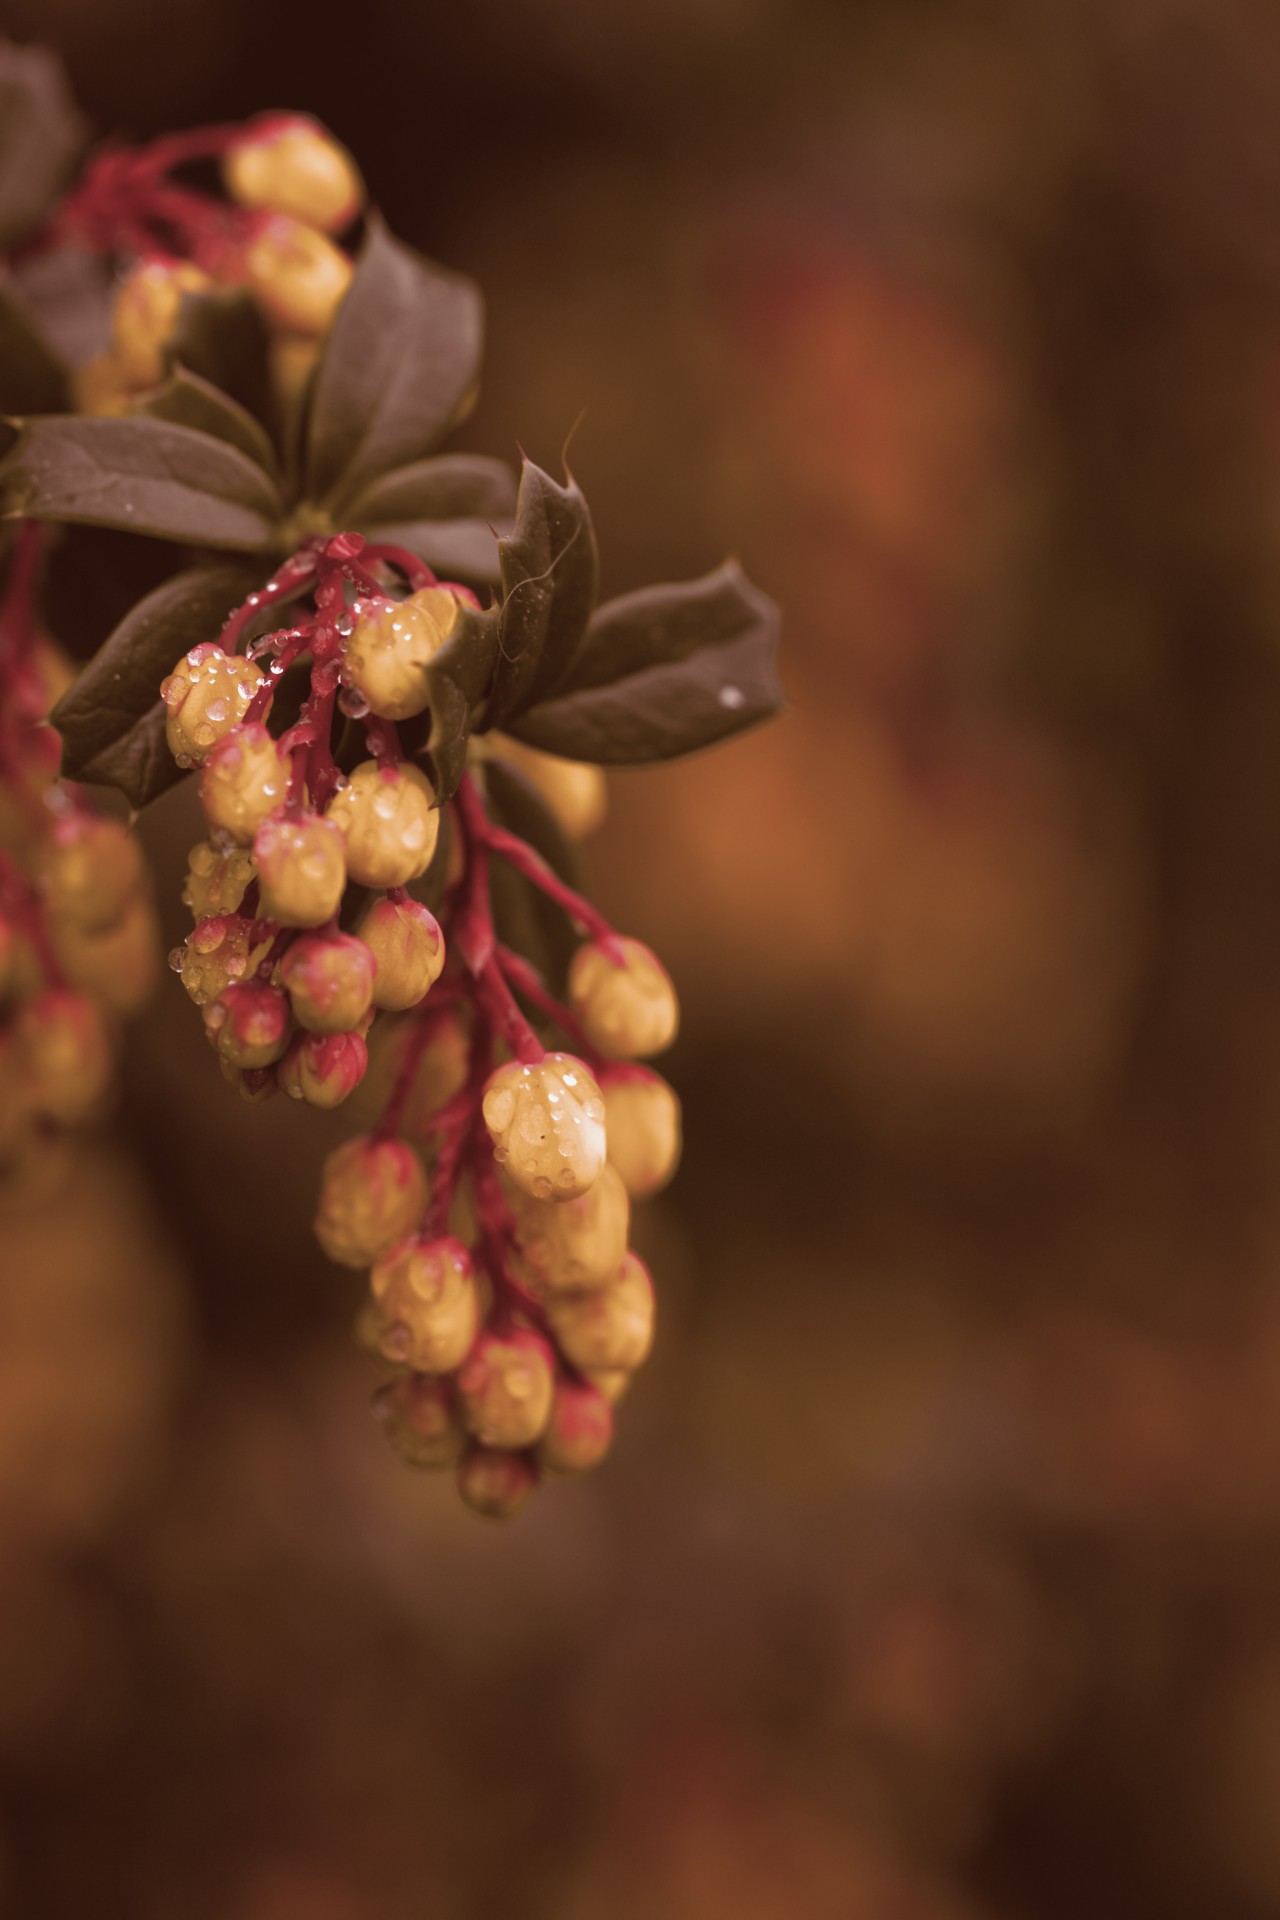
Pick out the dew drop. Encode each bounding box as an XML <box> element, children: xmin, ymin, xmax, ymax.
<box><xmin>168</xmin><ymin>947</ymin><xmax>186</xmax><ymax>972</ymax></box>
<box><xmin>718</xmin><ymin>685</ymin><xmax>747</xmax><ymax>710</ymax></box>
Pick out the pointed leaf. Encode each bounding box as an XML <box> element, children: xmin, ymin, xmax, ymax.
<box><xmin>140</xmin><ymin>367</ymin><xmax>280</xmax><ymax>478</ymax></box>
<box><xmin>357</xmin><ymin>517</ymin><xmax>504</xmax><ymax>586</ymax></box>
<box><xmin>169</xmin><ymin>286</ymin><xmax>275</xmax><ymax>433</ymax></box>
<box><xmin>51</xmin><ymin>561</ymin><xmax>266</xmax><ymax>806</ymax></box>
<box><xmin>0</xmin><ymin>414</ymin><xmax>284</xmax><ymax>549</ymax></box>
<box><xmin>0</xmin><ymin>275</ymin><xmax>69</xmax><ymax>414</ymax></box>
<box><xmin>343</xmin><ymin>452</ymin><xmax>517</xmax><ymax>526</ymax></box>
<box><xmin>565</xmin><ymin>561</ymin><xmax>771</xmax><ymax>689</ymax></box>
<box><xmin>484</xmin><ymin>458</ymin><xmax>597</xmax><ymax>729</ymax></box>
<box><xmin>306</xmin><ymin>216</ymin><xmax>484</xmax><ymax>509</ymax></box>
<box><xmin>0</xmin><ymin>44</ymin><xmax>85</xmax><ymax>251</ymax></box>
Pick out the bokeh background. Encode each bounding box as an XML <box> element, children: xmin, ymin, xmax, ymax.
<box><xmin>5</xmin><ymin>0</ymin><xmax>1280</xmax><ymax>1912</ymax></box>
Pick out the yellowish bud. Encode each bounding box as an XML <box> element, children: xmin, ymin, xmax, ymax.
<box><xmin>481</xmin><ymin>1051</ymin><xmax>606</xmax><ymax>1200</ymax></box>
<box><xmin>325</xmin><ymin>760</ymin><xmax>438</xmax><ymax>890</ymax></box>
<box><xmin>568</xmin><ymin>936</ymin><xmax>678</xmax><ymax>1060</ymax></box>
<box><xmin>343</xmin><ymin>588</ymin><xmax>459</xmax><ymax>721</ymax></box>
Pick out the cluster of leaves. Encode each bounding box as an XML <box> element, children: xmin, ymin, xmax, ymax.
<box><xmin>0</xmin><ymin>43</ymin><xmax>782</xmax><ymax>819</ymax></box>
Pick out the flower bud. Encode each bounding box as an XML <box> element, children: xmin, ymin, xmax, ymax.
<box><xmin>50</xmin><ymin>891</ymin><xmax>159</xmax><ymax>1018</ymax></box>
<box><xmin>277</xmin><ymin>930</ymin><xmax>375</xmax><ymax>1031</ymax></box>
<box><xmin>545</xmin><ymin>1251</ymin><xmax>654</xmax><ymax>1372</ymax></box>
<box><xmin>205</xmin><ymin>980</ymin><xmax>291</xmax><ymax>1070</ymax></box>
<box><xmin>368</xmin><ymin>1234</ymin><xmax>480</xmax><ymax>1373</ymax></box>
<box><xmin>567</xmin><ymin>936</ymin><xmax>678</xmax><ymax>1060</ymax></box>
<box><xmin>325</xmin><ymin>761</ymin><xmax>438</xmax><ymax>890</ymax></box>
<box><xmin>199</xmin><ymin>722</ymin><xmax>291</xmax><ymax>844</ymax></box>
<box><xmin>457</xmin><ymin>1329</ymin><xmax>555</xmax><ymax>1449</ymax></box>
<box><xmin>355</xmin><ymin>894</ymin><xmax>445</xmax><ymax>1010</ymax></box>
<box><xmin>278</xmin><ymin>1028</ymin><xmax>367</xmax><ymax>1107</ymax></box>
<box><xmin>182</xmin><ymin>841</ymin><xmax>257</xmax><ymax>920</ymax></box>
<box><xmin>162</xmin><ymin>644</ymin><xmax>266</xmax><ymax>766</ymax></box>
<box><xmin>343</xmin><ymin>588</ymin><xmax>459</xmax><ymax>721</ymax></box>
<box><xmin>36</xmin><ymin>814</ymin><xmax>144</xmax><ymax>934</ymax></box>
<box><xmin>373</xmin><ymin>1373</ymin><xmax>463</xmax><ymax>1469</ymax></box>
<box><xmin>112</xmin><ymin>255</ymin><xmax>213</xmax><ymax>388</ymax></box>
<box><xmin>602</xmin><ymin>1067</ymin><xmax>682</xmax><ymax>1198</ymax></box>
<box><xmin>17</xmin><ymin>990</ymin><xmax>113</xmax><ymax>1124</ymax></box>
<box><xmin>508</xmin><ymin>1162</ymin><xmax>629</xmax><ymax>1293</ymax></box>
<box><xmin>223</xmin><ymin>114</ymin><xmax>363</xmax><ymax>232</ymax></box>
<box><xmin>244</xmin><ymin>215</ymin><xmax>353</xmax><ymax>336</ymax></box>
<box><xmin>314</xmin><ymin>1134</ymin><xmax>428</xmax><ymax>1268</ymax></box>
<box><xmin>538</xmin><ymin>1378</ymin><xmax>614</xmax><ymax>1475</ymax></box>
<box><xmin>481</xmin><ymin>1052</ymin><xmax>606</xmax><ymax>1200</ymax></box>
<box><xmin>253</xmin><ymin>814</ymin><xmax>346</xmax><ymax>927</ymax></box>
<box><xmin>269</xmin><ymin>333</ymin><xmax>321</xmax><ymax>410</ymax></box>
<box><xmin>489</xmin><ymin>736</ymin><xmax>606</xmax><ymax>838</ymax></box>
<box><xmin>457</xmin><ymin>1445</ymin><xmax>539</xmax><ymax>1519</ymax></box>
<box><xmin>73</xmin><ymin>350</ymin><xmax>134</xmax><ymax>417</ymax></box>
<box><xmin>174</xmin><ymin>913</ymin><xmax>268</xmax><ymax>1006</ymax></box>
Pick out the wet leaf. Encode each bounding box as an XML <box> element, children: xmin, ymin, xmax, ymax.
<box><xmin>484</xmin><ymin>458</ymin><xmax>597</xmax><ymax>729</ymax></box>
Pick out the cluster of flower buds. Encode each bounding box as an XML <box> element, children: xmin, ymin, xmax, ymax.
<box><xmin>59</xmin><ymin>113</ymin><xmax>364</xmax><ymax>417</ymax></box>
<box><xmin>0</xmin><ymin>527</ymin><xmax>159</xmax><ymax>1184</ymax></box>
<box><xmin>164</xmin><ymin>533</ymin><xmax>680</xmax><ymax>1515</ymax></box>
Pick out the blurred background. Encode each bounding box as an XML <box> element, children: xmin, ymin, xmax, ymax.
<box><xmin>5</xmin><ymin>0</ymin><xmax>1280</xmax><ymax>1912</ymax></box>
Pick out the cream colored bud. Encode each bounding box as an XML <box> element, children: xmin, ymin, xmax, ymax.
<box><xmin>224</xmin><ymin>115</ymin><xmax>363</xmax><ymax>232</ymax></box>
<box><xmin>205</xmin><ymin>980</ymin><xmax>291</xmax><ymax>1070</ymax></box>
<box><xmin>538</xmin><ymin>1378</ymin><xmax>614</xmax><ymax>1475</ymax></box>
<box><xmin>277</xmin><ymin>1028</ymin><xmax>367</xmax><ymax>1108</ymax></box>
<box><xmin>457</xmin><ymin>1330</ymin><xmax>555</xmax><ymax>1449</ymax></box>
<box><xmin>17</xmin><ymin>990</ymin><xmax>114</xmax><ymax>1125</ymax></box>
<box><xmin>489</xmin><ymin>736</ymin><xmax>606</xmax><ymax>838</ymax></box>
<box><xmin>602</xmin><ymin>1068</ymin><xmax>682</xmax><ymax>1198</ymax></box>
<box><xmin>36</xmin><ymin>814</ymin><xmax>144</xmax><ymax>935</ymax></box>
<box><xmin>313</xmin><ymin>1134</ymin><xmax>428</xmax><ymax>1268</ymax></box>
<box><xmin>508</xmin><ymin>1162</ymin><xmax>629</xmax><ymax>1293</ymax></box>
<box><xmin>278</xmin><ymin>930</ymin><xmax>375</xmax><ymax>1032</ymax></box>
<box><xmin>173</xmin><ymin>914</ymin><xmax>270</xmax><ymax>1007</ymax></box>
<box><xmin>546</xmin><ymin>1251</ymin><xmax>654</xmax><ymax>1373</ymax></box>
<box><xmin>182</xmin><ymin>841</ymin><xmax>257</xmax><ymax>920</ymax></box>
<box><xmin>253</xmin><ymin>815</ymin><xmax>346</xmax><ymax>928</ymax></box>
<box><xmin>73</xmin><ymin>350</ymin><xmax>135</xmax><ymax>417</ymax></box>
<box><xmin>244</xmin><ymin>216</ymin><xmax>353</xmax><ymax>336</ymax></box>
<box><xmin>369</xmin><ymin>1234</ymin><xmax>479</xmax><ymax>1374</ymax></box>
<box><xmin>50</xmin><ymin>891</ymin><xmax>159</xmax><ymax>1019</ymax></box>
<box><xmin>325</xmin><ymin>760</ymin><xmax>438</xmax><ymax>890</ymax></box>
<box><xmin>568</xmin><ymin>936</ymin><xmax>678</xmax><ymax>1060</ymax></box>
<box><xmin>343</xmin><ymin>588</ymin><xmax>459</xmax><ymax>721</ymax></box>
<box><xmin>162</xmin><ymin>644</ymin><xmax>266</xmax><ymax>767</ymax></box>
<box><xmin>373</xmin><ymin>1373</ymin><xmax>463</xmax><ymax>1469</ymax></box>
<box><xmin>112</xmin><ymin>256</ymin><xmax>213</xmax><ymax>388</ymax></box>
<box><xmin>481</xmin><ymin>1051</ymin><xmax>606</xmax><ymax>1200</ymax></box>
<box><xmin>355</xmin><ymin>894</ymin><xmax>445</xmax><ymax>1010</ymax></box>
<box><xmin>199</xmin><ymin>722</ymin><xmax>291</xmax><ymax>844</ymax></box>
<box><xmin>457</xmin><ymin>1445</ymin><xmax>539</xmax><ymax>1519</ymax></box>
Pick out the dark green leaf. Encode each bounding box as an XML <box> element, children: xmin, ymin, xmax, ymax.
<box><xmin>418</xmin><ymin>601</ymin><xmax>501</xmax><ymax>802</ymax></box>
<box><xmin>169</xmin><ymin>286</ymin><xmax>275</xmax><ymax>435</ymax></box>
<box><xmin>51</xmin><ymin>561</ymin><xmax>266</xmax><ymax>805</ymax></box>
<box><xmin>484</xmin><ymin>459</ymin><xmax>597</xmax><ymax>730</ymax></box>
<box><xmin>306</xmin><ymin>216</ymin><xmax>484</xmax><ymax>509</ymax></box>
<box><xmin>343</xmin><ymin>452</ymin><xmax>516</xmax><ymax>526</ymax></box>
<box><xmin>11</xmin><ymin>245</ymin><xmax>112</xmax><ymax>371</ymax></box>
<box><xmin>0</xmin><ymin>275</ymin><xmax>69</xmax><ymax>414</ymax></box>
<box><xmin>141</xmin><ymin>368</ymin><xmax>280</xmax><ymax>478</ymax></box>
<box><xmin>563</xmin><ymin>561</ymin><xmax>771</xmax><ymax>689</ymax></box>
<box><xmin>357</xmin><ymin>517</ymin><xmax>504</xmax><ymax>586</ymax></box>
<box><xmin>506</xmin><ymin>566</ymin><xmax>782</xmax><ymax>764</ymax></box>
<box><xmin>0</xmin><ymin>44</ymin><xmax>85</xmax><ymax>252</ymax></box>
<box><xmin>0</xmin><ymin>414</ymin><xmax>284</xmax><ymax>549</ymax></box>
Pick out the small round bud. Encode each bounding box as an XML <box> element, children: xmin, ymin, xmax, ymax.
<box><xmin>343</xmin><ymin>588</ymin><xmax>459</xmax><ymax>721</ymax></box>
<box><xmin>355</xmin><ymin>895</ymin><xmax>445</xmax><ymax>1010</ymax></box>
<box><xmin>174</xmin><ymin>914</ymin><xmax>268</xmax><ymax>1006</ymax></box>
<box><xmin>50</xmin><ymin>891</ymin><xmax>159</xmax><ymax>1019</ymax></box>
<box><xmin>489</xmin><ymin>736</ymin><xmax>606</xmax><ymax>838</ymax></box>
<box><xmin>278</xmin><ymin>1028</ymin><xmax>367</xmax><ymax>1107</ymax></box>
<box><xmin>457</xmin><ymin>1445</ymin><xmax>539</xmax><ymax>1519</ymax></box>
<box><xmin>199</xmin><ymin>722</ymin><xmax>290</xmax><ymax>844</ymax></box>
<box><xmin>481</xmin><ymin>1052</ymin><xmax>606</xmax><ymax>1200</ymax></box>
<box><xmin>369</xmin><ymin>1234</ymin><xmax>480</xmax><ymax>1373</ymax></box>
<box><xmin>17</xmin><ymin>990</ymin><xmax>113</xmax><ymax>1125</ymax></box>
<box><xmin>205</xmin><ymin>980</ymin><xmax>291</xmax><ymax>1070</ymax></box>
<box><xmin>567</xmin><ymin>937</ymin><xmax>679</xmax><ymax>1060</ymax></box>
<box><xmin>602</xmin><ymin>1067</ymin><xmax>682</xmax><ymax>1198</ymax></box>
<box><xmin>253</xmin><ymin>814</ymin><xmax>346</xmax><ymax>928</ymax></box>
<box><xmin>325</xmin><ymin>761</ymin><xmax>439</xmax><ymax>890</ymax></box>
<box><xmin>373</xmin><ymin>1373</ymin><xmax>463</xmax><ymax>1469</ymax></box>
<box><xmin>112</xmin><ymin>256</ymin><xmax>213</xmax><ymax>389</ymax></box>
<box><xmin>538</xmin><ymin>1378</ymin><xmax>614</xmax><ymax>1475</ymax></box>
<box><xmin>314</xmin><ymin>1134</ymin><xmax>428</xmax><ymax>1268</ymax></box>
<box><xmin>277</xmin><ymin>930</ymin><xmax>375</xmax><ymax>1032</ymax></box>
<box><xmin>508</xmin><ymin>1162</ymin><xmax>630</xmax><ymax>1293</ymax></box>
<box><xmin>545</xmin><ymin>1251</ymin><xmax>654</xmax><ymax>1373</ymax></box>
<box><xmin>72</xmin><ymin>350</ymin><xmax>134</xmax><ymax>417</ymax></box>
<box><xmin>457</xmin><ymin>1329</ymin><xmax>556</xmax><ymax>1449</ymax></box>
<box><xmin>269</xmin><ymin>333</ymin><xmax>321</xmax><ymax>410</ymax></box>
<box><xmin>244</xmin><ymin>216</ymin><xmax>353</xmax><ymax>336</ymax></box>
<box><xmin>223</xmin><ymin>114</ymin><xmax>363</xmax><ymax>232</ymax></box>
<box><xmin>37</xmin><ymin>814</ymin><xmax>144</xmax><ymax>934</ymax></box>
<box><xmin>162</xmin><ymin>644</ymin><xmax>266</xmax><ymax>766</ymax></box>
<box><xmin>182</xmin><ymin>841</ymin><xmax>256</xmax><ymax>920</ymax></box>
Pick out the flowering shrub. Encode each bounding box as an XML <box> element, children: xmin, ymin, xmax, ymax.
<box><xmin>0</xmin><ymin>40</ymin><xmax>781</xmax><ymax>1515</ymax></box>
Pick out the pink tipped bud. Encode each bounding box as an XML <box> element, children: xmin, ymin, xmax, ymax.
<box><xmin>456</xmin><ymin>1445</ymin><xmax>539</xmax><ymax>1519</ymax></box>
<box><xmin>224</xmin><ymin>114</ymin><xmax>364</xmax><ymax>233</ymax></box>
<box><xmin>278</xmin><ymin>930</ymin><xmax>375</xmax><ymax>1032</ymax></box>
<box><xmin>161</xmin><ymin>643</ymin><xmax>266</xmax><ymax>766</ymax></box>
<box><xmin>356</xmin><ymin>894</ymin><xmax>445</xmax><ymax>1011</ymax></box>
<box><xmin>545</xmin><ymin>1251</ymin><xmax>655</xmax><ymax>1373</ymax></box>
<box><xmin>368</xmin><ymin>1233</ymin><xmax>479</xmax><ymax>1373</ymax></box>
<box><xmin>17</xmin><ymin>989</ymin><xmax>113</xmax><ymax>1124</ymax></box>
<box><xmin>567</xmin><ymin>935</ymin><xmax>679</xmax><ymax>1060</ymax></box>
<box><xmin>37</xmin><ymin>813</ymin><xmax>144</xmax><ymax>934</ymax></box>
<box><xmin>481</xmin><ymin>1051</ymin><xmax>606</xmax><ymax>1200</ymax></box>
<box><xmin>457</xmin><ymin>1328</ymin><xmax>556</xmax><ymax>1450</ymax></box>
<box><xmin>373</xmin><ymin>1372</ymin><xmax>463</xmax><ymax>1469</ymax></box>
<box><xmin>199</xmin><ymin>721</ymin><xmax>290</xmax><ymax>844</ymax></box>
<box><xmin>253</xmin><ymin>814</ymin><xmax>346</xmax><ymax>928</ymax></box>
<box><xmin>206</xmin><ymin>979</ymin><xmax>292</xmax><ymax>1070</ymax></box>
<box><xmin>313</xmin><ymin>1134</ymin><xmax>428</xmax><ymax>1269</ymax></box>
<box><xmin>538</xmin><ymin>1378</ymin><xmax>614</xmax><ymax>1476</ymax></box>
<box><xmin>277</xmin><ymin>1028</ymin><xmax>367</xmax><ymax>1108</ymax></box>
